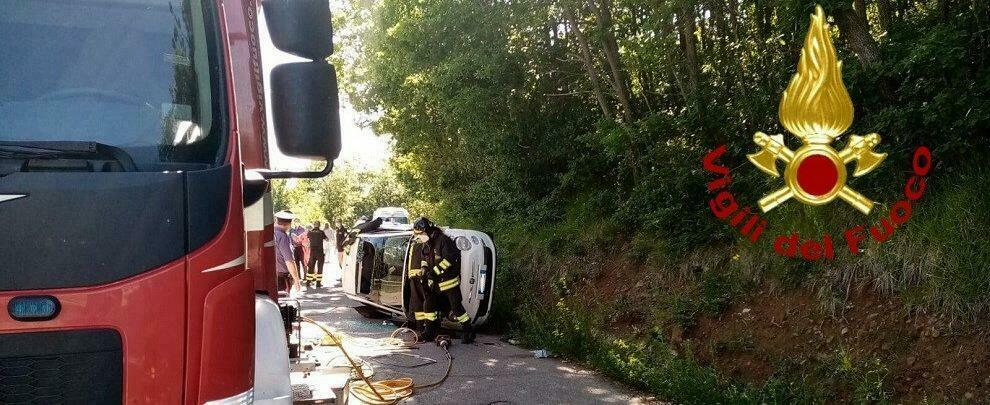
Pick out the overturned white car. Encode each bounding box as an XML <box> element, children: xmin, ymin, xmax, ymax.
<box><xmin>340</xmin><ymin>222</ymin><xmax>496</xmax><ymax>327</ymax></box>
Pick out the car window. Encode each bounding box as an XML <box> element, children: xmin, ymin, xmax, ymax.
<box><xmin>382</xmin><ymin>236</ymin><xmax>409</xmax><ymax>276</ymax></box>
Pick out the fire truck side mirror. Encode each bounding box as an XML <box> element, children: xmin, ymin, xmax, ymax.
<box><xmin>260</xmin><ymin>0</ymin><xmax>340</xmax><ymax>179</ymax></box>
<box><xmin>269</xmin><ymin>62</ymin><xmax>342</xmax><ymax>163</ymax></box>
<box><xmin>261</xmin><ymin>0</ymin><xmax>333</xmax><ymax>60</ymax></box>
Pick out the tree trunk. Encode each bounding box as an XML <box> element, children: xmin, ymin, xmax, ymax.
<box><xmin>834</xmin><ymin>6</ymin><xmax>882</xmax><ymax>67</ymax></box>
<box><xmin>629</xmin><ymin>6</ymin><xmax>656</xmax><ymax>113</ymax></box>
<box><xmin>876</xmin><ymin>0</ymin><xmax>895</xmax><ymax>33</ymax></box>
<box><xmin>854</xmin><ymin>0</ymin><xmax>868</xmax><ymax>21</ymax></box>
<box><xmin>561</xmin><ymin>4</ymin><xmax>613</xmax><ymax>119</ymax></box>
<box><xmin>593</xmin><ymin>0</ymin><xmax>641</xmax><ymax>181</ymax></box>
<box><xmin>593</xmin><ymin>0</ymin><xmax>635</xmax><ymax>124</ymax></box>
<box><xmin>728</xmin><ymin>0</ymin><xmax>741</xmax><ymax>41</ymax></box>
<box><xmin>657</xmin><ymin>6</ymin><xmax>691</xmax><ymax>108</ymax></box>
<box><xmin>755</xmin><ymin>0</ymin><xmax>771</xmax><ymax>40</ymax></box>
<box><xmin>706</xmin><ymin>0</ymin><xmax>728</xmax><ymax>49</ymax></box>
<box><xmin>675</xmin><ymin>1</ymin><xmax>702</xmax><ymax>113</ymax></box>
<box><xmin>940</xmin><ymin>0</ymin><xmax>951</xmax><ymax>20</ymax></box>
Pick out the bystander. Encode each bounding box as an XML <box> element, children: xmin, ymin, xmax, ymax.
<box><xmin>273</xmin><ymin>211</ymin><xmax>301</xmax><ymax>292</ymax></box>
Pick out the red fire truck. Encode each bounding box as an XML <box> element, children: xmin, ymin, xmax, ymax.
<box><xmin>0</xmin><ymin>0</ymin><xmax>338</xmax><ymax>403</ymax></box>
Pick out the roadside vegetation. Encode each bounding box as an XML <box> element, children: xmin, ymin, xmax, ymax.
<box><xmin>271</xmin><ymin>161</ymin><xmax>436</xmax><ymax>224</ymax></box>
<box><xmin>317</xmin><ymin>0</ymin><xmax>990</xmax><ymax>402</ymax></box>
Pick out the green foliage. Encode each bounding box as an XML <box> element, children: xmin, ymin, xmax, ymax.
<box><xmin>824</xmin><ymin>349</ymin><xmax>892</xmax><ymax>403</ymax></box>
<box><xmin>340</xmin><ymin>0</ymin><xmax>990</xmax><ymax>400</ymax></box>
<box><xmin>271</xmin><ymin>178</ymin><xmax>291</xmax><ymax>212</ymax></box>
<box><xmin>515</xmin><ymin>294</ymin><xmax>829</xmax><ymax>404</ymax></box>
<box><xmin>276</xmin><ymin>162</ymin><xmax>430</xmax><ymax>225</ymax></box>
<box><xmin>661</xmin><ymin>268</ymin><xmax>743</xmax><ymax>330</ymax></box>
<box><xmin>670</xmin><ymin>294</ymin><xmax>700</xmax><ymax>330</ymax></box>
<box><xmin>699</xmin><ymin>270</ymin><xmax>743</xmax><ymax>314</ymax></box>
<box><xmin>343</xmin><ymin>0</ymin><xmax>990</xmax><ymax>308</ymax></box>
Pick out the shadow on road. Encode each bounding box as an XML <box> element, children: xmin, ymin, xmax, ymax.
<box><xmin>288</xmin><ymin>278</ymin><xmax>658</xmax><ymax>405</ymax></box>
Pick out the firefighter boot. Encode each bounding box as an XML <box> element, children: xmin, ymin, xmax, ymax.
<box><xmin>414</xmin><ymin>320</ymin><xmax>425</xmax><ymax>341</ymax></box>
<box><xmin>418</xmin><ymin>320</ymin><xmax>438</xmax><ymax>343</ymax></box>
<box><xmin>461</xmin><ymin>322</ymin><xmax>476</xmax><ymax>344</ymax></box>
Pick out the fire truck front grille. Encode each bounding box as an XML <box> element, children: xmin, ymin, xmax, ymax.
<box><xmin>0</xmin><ymin>329</ymin><xmax>122</xmax><ymax>405</ymax></box>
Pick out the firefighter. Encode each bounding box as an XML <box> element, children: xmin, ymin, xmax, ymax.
<box><xmin>306</xmin><ymin>222</ymin><xmax>328</xmax><ymax>288</ymax></box>
<box><xmin>411</xmin><ymin>217</ymin><xmax>476</xmax><ymax>344</ymax></box>
<box><xmin>407</xmin><ymin>226</ymin><xmax>438</xmax><ymax>342</ymax></box>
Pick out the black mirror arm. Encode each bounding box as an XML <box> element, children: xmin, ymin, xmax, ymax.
<box><xmin>256</xmin><ymin>160</ymin><xmax>334</xmax><ymax>179</ymax></box>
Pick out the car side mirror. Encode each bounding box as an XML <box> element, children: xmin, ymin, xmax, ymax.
<box><xmin>260</xmin><ymin>0</ymin><xmax>340</xmax><ymax>179</ymax></box>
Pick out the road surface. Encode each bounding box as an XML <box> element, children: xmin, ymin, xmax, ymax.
<box><xmin>289</xmin><ymin>264</ymin><xmax>656</xmax><ymax>404</ymax></box>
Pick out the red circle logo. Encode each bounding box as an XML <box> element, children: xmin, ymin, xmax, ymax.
<box><xmin>796</xmin><ymin>155</ymin><xmax>838</xmax><ymax>196</ymax></box>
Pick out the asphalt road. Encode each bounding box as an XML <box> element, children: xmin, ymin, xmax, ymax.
<box><xmin>290</xmin><ymin>265</ymin><xmax>656</xmax><ymax>405</ymax></box>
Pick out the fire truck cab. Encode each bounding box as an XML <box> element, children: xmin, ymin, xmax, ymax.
<box><xmin>0</xmin><ymin>0</ymin><xmax>339</xmax><ymax>403</ymax></box>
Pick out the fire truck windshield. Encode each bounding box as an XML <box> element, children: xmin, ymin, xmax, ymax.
<box><xmin>0</xmin><ymin>0</ymin><xmax>223</xmax><ymax>170</ymax></box>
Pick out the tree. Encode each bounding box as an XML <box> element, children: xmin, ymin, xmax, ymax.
<box><xmin>271</xmin><ymin>179</ymin><xmax>291</xmax><ymax>212</ymax></box>
<box><xmin>830</xmin><ymin>1</ymin><xmax>882</xmax><ymax>66</ymax></box>
<box><xmin>335</xmin><ymin>0</ymin><xmax>990</xmax><ymax>399</ymax></box>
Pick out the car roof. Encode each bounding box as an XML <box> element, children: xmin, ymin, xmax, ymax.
<box><xmin>357</xmin><ymin>230</ymin><xmax>412</xmax><ymax>239</ymax></box>
<box><xmin>373</xmin><ymin>207</ymin><xmax>409</xmax><ymax>214</ymax></box>
<box><xmin>357</xmin><ymin>222</ymin><xmax>412</xmax><ymax>236</ymax></box>
<box><xmin>358</xmin><ymin>225</ymin><xmax>481</xmax><ymax>238</ymax></box>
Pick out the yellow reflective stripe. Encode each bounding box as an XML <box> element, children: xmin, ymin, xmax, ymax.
<box><xmin>455</xmin><ymin>313</ymin><xmax>470</xmax><ymax>323</ymax></box>
<box><xmin>409</xmin><ymin>269</ymin><xmax>424</xmax><ymax>277</ymax></box>
<box><xmin>439</xmin><ymin>277</ymin><xmax>460</xmax><ymax>288</ymax></box>
<box><xmin>414</xmin><ymin>312</ymin><xmax>438</xmax><ymax>321</ymax></box>
<box><xmin>406</xmin><ymin>243</ymin><xmax>415</xmax><ymax>277</ymax></box>
<box><xmin>421</xmin><ymin>261</ymin><xmax>428</xmax><ymax>267</ymax></box>
<box><xmin>439</xmin><ymin>277</ymin><xmax>460</xmax><ymax>291</ymax></box>
<box><xmin>439</xmin><ymin>259</ymin><xmax>451</xmax><ymax>269</ymax></box>
<box><xmin>434</xmin><ymin>266</ymin><xmax>442</xmax><ymax>275</ymax></box>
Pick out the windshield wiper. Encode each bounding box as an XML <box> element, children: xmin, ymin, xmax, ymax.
<box><xmin>0</xmin><ymin>141</ymin><xmax>138</xmax><ymax>173</ymax></box>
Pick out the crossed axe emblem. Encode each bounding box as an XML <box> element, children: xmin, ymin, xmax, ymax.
<box><xmin>748</xmin><ymin>132</ymin><xmax>886</xmax><ymax>214</ymax></box>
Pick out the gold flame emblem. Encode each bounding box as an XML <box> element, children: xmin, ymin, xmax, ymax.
<box><xmin>747</xmin><ymin>5</ymin><xmax>886</xmax><ymax>215</ymax></box>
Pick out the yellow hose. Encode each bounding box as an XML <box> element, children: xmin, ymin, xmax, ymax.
<box><xmin>299</xmin><ymin>316</ymin><xmax>417</xmax><ymax>404</ymax></box>
<box><xmin>348</xmin><ymin>378</ymin><xmax>414</xmax><ymax>405</ymax></box>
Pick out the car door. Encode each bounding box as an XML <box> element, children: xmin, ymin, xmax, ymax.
<box><xmin>378</xmin><ymin>235</ymin><xmax>409</xmax><ymax>308</ymax></box>
<box><xmin>356</xmin><ymin>238</ymin><xmax>377</xmax><ymax>295</ymax></box>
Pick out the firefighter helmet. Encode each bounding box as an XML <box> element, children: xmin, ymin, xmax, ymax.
<box><xmin>413</xmin><ymin>217</ymin><xmax>434</xmax><ymax>233</ymax></box>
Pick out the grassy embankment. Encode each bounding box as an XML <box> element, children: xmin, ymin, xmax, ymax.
<box><xmin>489</xmin><ymin>168</ymin><xmax>990</xmax><ymax>403</ymax></box>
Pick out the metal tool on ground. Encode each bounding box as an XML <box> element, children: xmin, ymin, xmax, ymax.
<box><xmin>299</xmin><ymin>316</ymin><xmax>454</xmax><ymax>405</ymax></box>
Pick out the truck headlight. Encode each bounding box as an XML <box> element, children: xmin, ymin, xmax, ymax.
<box><xmin>455</xmin><ymin>236</ymin><xmax>472</xmax><ymax>251</ymax></box>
